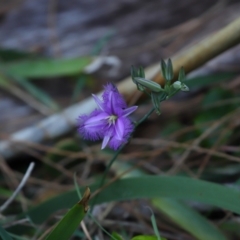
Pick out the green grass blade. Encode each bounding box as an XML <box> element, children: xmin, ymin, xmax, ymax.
<box><xmin>25</xmin><ymin>176</ymin><xmax>240</xmax><ymax>224</ymax></box>
<box><xmin>71</xmin><ymin>75</ymin><xmax>87</xmax><ymax>102</ymax></box>
<box><xmin>12</xmin><ymin>77</ymin><xmax>59</xmax><ymax>111</ymax></box>
<box><xmin>93</xmin><ymin>176</ymin><xmax>240</xmax><ymax>211</ymax></box>
<box><xmin>111</xmin><ymin>232</ymin><xmax>124</xmax><ymax>240</ymax></box>
<box><xmin>131</xmin><ymin>236</ymin><xmax>164</xmax><ymax>240</ymax></box>
<box><xmin>45</xmin><ymin>187</ymin><xmax>90</xmax><ymax>240</ymax></box>
<box><xmin>0</xmin><ymin>225</ymin><xmax>13</xmax><ymax>240</ymax></box>
<box><xmin>7</xmin><ymin>233</ymin><xmax>29</xmax><ymax>240</ymax></box>
<box><xmin>152</xmin><ymin>198</ymin><xmax>226</xmax><ymax>240</ymax></box>
<box><xmin>111</xmin><ymin>161</ymin><xmax>226</xmax><ymax>240</ymax></box>
<box><xmin>147</xmin><ymin>208</ymin><xmax>161</xmax><ymax>240</ymax></box>
<box><xmin>4</xmin><ymin>57</ymin><xmax>91</xmax><ymax>78</ymax></box>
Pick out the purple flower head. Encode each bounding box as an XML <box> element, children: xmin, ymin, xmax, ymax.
<box><xmin>78</xmin><ymin>83</ymin><xmax>138</xmax><ymax>150</ymax></box>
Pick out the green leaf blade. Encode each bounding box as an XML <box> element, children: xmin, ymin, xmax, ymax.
<box><xmin>152</xmin><ymin>198</ymin><xmax>227</xmax><ymax>240</ymax></box>
<box><xmin>132</xmin><ymin>236</ymin><xmax>166</xmax><ymax>240</ymax></box>
<box><xmin>4</xmin><ymin>57</ymin><xmax>91</xmax><ymax>78</ymax></box>
<box><xmin>26</xmin><ymin>176</ymin><xmax>240</xmax><ymax>225</ymax></box>
<box><xmin>45</xmin><ymin>187</ymin><xmax>90</xmax><ymax>240</ymax></box>
<box><xmin>45</xmin><ymin>203</ymin><xmax>85</xmax><ymax>240</ymax></box>
<box><xmin>0</xmin><ymin>225</ymin><xmax>13</xmax><ymax>240</ymax></box>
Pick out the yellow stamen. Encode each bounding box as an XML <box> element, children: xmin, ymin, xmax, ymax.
<box><xmin>108</xmin><ymin>115</ymin><xmax>117</xmax><ymax>125</ymax></box>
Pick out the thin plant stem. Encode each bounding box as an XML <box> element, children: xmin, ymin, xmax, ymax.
<box><xmin>91</xmin><ymin>106</ymin><xmax>156</xmax><ymax>208</ymax></box>
<box><xmin>98</xmin><ymin>146</ymin><xmax>124</xmax><ymax>188</ymax></box>
<box><xmin>136</xmin><ymin>106</ymin><xmax>155</xmax><ymax>127</ymax></box>
<box><xmin>91</xmin><ymin>146</ymin><xmax>123</xmax><ymax>208</ymax></box>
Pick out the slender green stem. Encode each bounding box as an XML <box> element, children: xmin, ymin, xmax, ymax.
<box><xmin>168</xmin><ymin>89</ymin><xmax>180</xmax><ymax>98</ymax></box>
<box><xmin>99</xmin><ymin>146</ymin><xmax>123</xmax><ymax>187</ymax></box>
<box><xmin>91</xmin><ymin>146</ymin><xmax>123</xmax><ymax>208</ymax></box>
<box><xmin>135</xmin><ymin>106</ymin><xmax>155</xmax><ymax>127</ymax></box>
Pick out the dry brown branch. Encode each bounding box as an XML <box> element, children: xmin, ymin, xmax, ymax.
<box><xmin>169</xmin><ymin>108</ymin><xmax>239</xmax><ymax>173</ymax></box>
<box><xmin>0</xmin><ymin>162</ymin><xmax>34</xmax><ymax>213</ymax></box>
<box><xmin>130</xmin><ymin>138</ymin><xmax>240</xmax><ymax>164</ymax></box>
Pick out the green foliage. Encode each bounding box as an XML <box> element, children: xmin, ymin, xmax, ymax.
<box><xmin>160</xmin><ymin>59</ymin><xmax>173</xmax><ymax>81</ymax></box>
<box><xmin>132</xmin><ymin>235</ymin><xmax>166</xmax><ymax>240</ymax></box>
<box><xmin>194</xmin><ymin>88</ymin><xmax>236</xmax><ymax>147</ymax></box>
<box><xmin>111</xmin><ymin>232</ymin><xmax>124</xmax><ymax>240</ymax></box>
<box><xmin>0</xmin><ymin>224</ymin><xmax>13</xmax><ymax>240</ymax></box>
<box><xmin>71</xmin><ymin>74</ymin><xmax>87</xmax><ymax>102</ymax></box>
<box><xmin>152</xmin><ymin>198</ymin><xmax>226</xmax><ymax>240</ymax></box>
<box><xmin>25</xmin><ymin>176</ymin><xmax>240</xmax><ymax>225</ymax></box>
<box><xmin>44</xmin><ymin>188</ymin><xmax>90</xmax><ymax>240</ymax></box>
<box><xmin>1</xmin><ymin>47</ymin><xmax>239</xmax><ymax>239</ymax></box>
<box><xmin>3</xmin><ymin>57</ymin><xmax>91</xmax><ymax>78</ymax></box>
<box><xmin>12</xmin><ymin>76</ymin><xmax>60</xmax><ymax>111</ymax></box>
<box><xmin>148</xmin><ymin>208</ymin><xmax>161</xmax><ymax>240</ymax></box>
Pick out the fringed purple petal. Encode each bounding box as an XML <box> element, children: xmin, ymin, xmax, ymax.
<box><xmin>102</xmin><ymin>83</ymin><xmax>127</xmax><ymax>112</ymax></box>
<box><xmin>77</xmin><ymin>83</ymin><xmax>137</xmax><ymax>150</ymax></box>
<box><xmin>101</xmin><ymin>135</ymin><xmax>110</xmax><ymax>149</ymax></box>
<box><xmin>78</xmin><ymin>110</ymin><xmax>108</xmax><ymax>141</ymax></box>
<box><xmin>108</xmin><ymin>117</ymin><xmax>134</xmax><ymax>150</ymax></box>
<box><xmin>92</xmin><ymin>94</ymin><xmax>104</xmax><ymax>111</ymax></box>
<box><xmin>115</xmin><ymin>117</ymin><xmax>125</xmax><ymax>140</ymax></box>
<box><xmin>122</xmin><ymin>106</ymin><xmax>138</xmax><ymax>117</ymax></box>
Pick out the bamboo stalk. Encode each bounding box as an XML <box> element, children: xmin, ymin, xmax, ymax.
<box><xmin>118</xmin><ymin>16</ymin><xmax>240</xmax><ymax>96</ymax></box>
<box><xmin>1</xmin><ymin>17</ymin><xmax>240</xmax><ymax>159</ymax></box>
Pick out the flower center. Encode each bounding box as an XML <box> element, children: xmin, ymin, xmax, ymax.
<box><xmin>108</xmin><ymin>115</ymin><xmax>118</xmax><ymax>125</ymax></box>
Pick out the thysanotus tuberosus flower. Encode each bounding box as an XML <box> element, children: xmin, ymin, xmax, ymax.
<box><xmin>78</xmin><ymin>83</ymin><xmax>138</xmax><ymax>150</ymax></box>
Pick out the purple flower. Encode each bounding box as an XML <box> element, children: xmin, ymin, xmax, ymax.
<box><xmin>78</xmin><ymin>83</ymin><xmax>138</xmax><ymax>150</ymax></box>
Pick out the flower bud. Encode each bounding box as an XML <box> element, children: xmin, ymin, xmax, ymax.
<box><xmin>173</xmin><ymin>81</ymin><xmax>182</xmax><ymax>90</ymax></box>
<box><xmin>173</xmin><ymin>81</ymin><xmax>189</xmax><ymax>91</ymax></box>
<box><xmin>160</xmin><ymin>59</ymin><xmax>174</xmax><ymax>81</ymax></box>
<box><xmin>134</xmin><ymin>77</ymin><xmax>163</xmax><ymax>92</ymax></box>
<box><xmin>181</xmin><ymin>83</ymin><xmax>189</xmax><ymax>91</ymax></box>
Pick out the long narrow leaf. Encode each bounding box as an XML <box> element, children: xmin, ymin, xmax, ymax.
<box><xmin>4</xmin><ymin>57</ymin><xmax>91</xmax><ymax>78</ymax></box>
<box><xmin>45</xmin><ymin>187</ymin><xmax>90</xmax><ymax>240</ymax></box>
<box><xmin>12</xmin><ymin>77</ymin><xmax>59</xmax><ymax>111</ymax></box>
<box><xmin>25</xmin><ymin>176</ymin><xmax>240</xmax><ymax>224</ymax></box>
<box><xmin>0</xmin><ymin>225</ymin><xmax>13</xmax><ymax>240</ymax></box>
<box><xmin>111</xmin><ymin>161</ymin><xmax>226</xmax><ymax>240</ymax></box>
<box><xmin>152</xmin><ymin>198</ymin><xmax>226</xmax><ymax>240</ymax></box>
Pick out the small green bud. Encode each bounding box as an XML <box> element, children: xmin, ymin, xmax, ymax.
<box><xmin>160</xmin><ymin>59</ymin><xmax>167</xmax><ymax>80</ymax></box>
<box><xmin>160</xmin><ymin>59</ymin><xmax>174</xmax><ymax>81</ymax></box>
<box><xmin>166</xmin><ymin>59</ymin><xmax>174</xmax><ymax>81</ymax></box>
<box><xmin>134</xmin><ymin>77</ymin><xmax>163</xmax><ymax>92</ymax></box>
<box><xmin>137</xmin><ymin>83</ymin><xmax>146</xmax><ymax>92</ymax></box>
<box><xmin>173</xmin><ymin>81</ymin><xmax>182</xmax><ymax>90</ymax></box>
<box><xmin>178</xmin><ymin>67</ymin><xmax>185</xmax><ymax>82</ymax></box>
<box><xmin>131</xmin><ymin>66</ymin><xmax>147</xmax><ymax>92</ymax></box>
<box><xmin>173</xmin><ymin>81</ymin><xmax>189</xmax><ymax>91</ymax></box>
<box><xmin>131</xmin><ymin>66</ymin><xmax>138</xmax><ymax>83</ymax></box>
<box><xmin>181</xmin><ymin>83</ymin><xmax>189</xmax><ymax>91</ymax></box>
<box><xmin>139</xmin><ymin>66</ymin><xmax>145</xmax><ymax>78</ymax></box>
